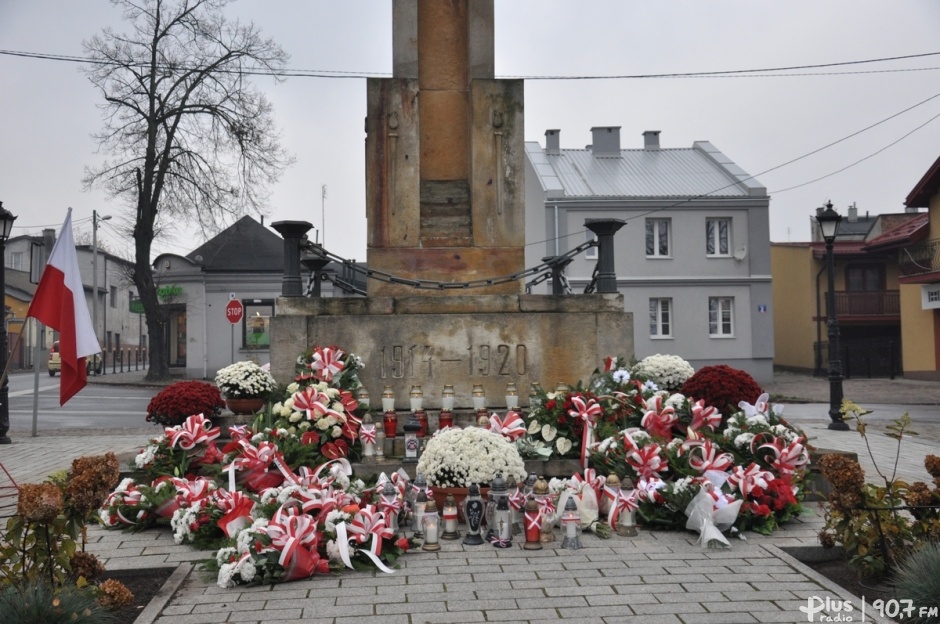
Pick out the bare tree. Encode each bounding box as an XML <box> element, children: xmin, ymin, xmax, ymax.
<box><xmin>82</xmin><ymin>0</ymin><xmax>291</xmax><ymax>380</ymax></box>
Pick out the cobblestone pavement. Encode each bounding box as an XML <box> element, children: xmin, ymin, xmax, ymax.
<box><xmin>1</xmin><ymin>371</ymin><xmax>935</xmax><ymax>623</ymax></box>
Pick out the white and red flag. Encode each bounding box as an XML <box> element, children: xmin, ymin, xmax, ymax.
<box><xmin>27</xmin><ymin>209</ymin><xmax>100</xmax><ymax>405</ymax></box>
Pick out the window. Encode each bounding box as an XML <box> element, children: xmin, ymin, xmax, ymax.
<box><xmin>846</xmin><ymin>265</ymin><xmax>884</xmax><ymax>291</ymax></box>
<box><xmin>585</xmin><ymin>231</ymin><xmax>598</xmax><ymax>260</ymax></box>
<box><xmin>10</xmin><ymin>251</ymin><xmax>24</xmax><ymax>271</ymax></box>
<box><xmin>709</xmin><ymin>297</ymin><xmax>734</xmax><ymax>337</ymax></box>
<box><xmin>649</xmin><ymin>298</ymin><xmax>672</xmax><ymax>338</ymax></box>
<box><xmin>706</xmin><ymin>218</ymin><xmax>731</xmax><ymax>256</ymax></box>
<box><xmin>110</xmin><ymin>286</ymin><xmax>118</xmax><ymax>308</ymax></box>
<box><xmin>244</xmin><ymin>300</ymin><xmax>274</xmax><ymax>349</ymax></box>
<box><xmin>645</xmin><ymin>219</ymin><xmax>670</xmax><ymax>257</ymax></box>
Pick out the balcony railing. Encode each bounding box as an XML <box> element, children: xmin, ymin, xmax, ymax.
<box><xmin>899</xmin><ymin>239</ymin><xmax>940</xmax><ymax>278</ymax></box>
<box><xmin>830</xmin><ymin>290</ymin><xmax>899</xmax><ymax>317</ymax></box>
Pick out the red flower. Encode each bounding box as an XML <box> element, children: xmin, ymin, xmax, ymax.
<box><xmin>301</xmin><ymin>431</ymin><xmax>320</xmax><ymax>446</ymax></box>
<box><xmin>396</xmin><ymin>537</ymin><xmax>410</xmax><ymax>551</ymax></box>
<box><xmin>545</xmin><ymin>400</ymin><xmax>557</xmax><ymax>411</ymax></box>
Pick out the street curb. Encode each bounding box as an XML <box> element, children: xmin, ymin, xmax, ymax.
<box><xmin>133</xmin><ymin>562</ymin><xmax>192</xmax><ymax>624</ymax></box>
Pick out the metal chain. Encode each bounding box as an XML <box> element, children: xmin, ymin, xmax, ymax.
<box><xmin>305</xmin><ymin>239</ymin><xmax>598</xmax><ymax>293</ymax></box>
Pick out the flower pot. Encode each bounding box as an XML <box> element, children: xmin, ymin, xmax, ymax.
<box><xmin>225</xmin><ymin>397</ymin><xmax>265</xmax><ymax>416</ymax></box>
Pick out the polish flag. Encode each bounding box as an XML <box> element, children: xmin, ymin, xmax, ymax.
<box><xmin>27</xmin><ymin>209</ymin><xmax>101</xmax><ymax>405</ymax></box>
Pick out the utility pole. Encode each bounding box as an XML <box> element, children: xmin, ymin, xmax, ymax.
<box><xmin>321</xmin><ymin>184</ymin><xmax>327</xmax><ymax>247</ymax></box>
<box><xmin>92</xmin><ymin>210</ymin><xmax>111</xmax><ymax>374</ymax></box>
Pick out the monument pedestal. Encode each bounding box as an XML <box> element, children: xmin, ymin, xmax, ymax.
<box><xmin>271</xmin><ymin>294</ymin><xmax>632</xmax><ymax>410</ymax></box>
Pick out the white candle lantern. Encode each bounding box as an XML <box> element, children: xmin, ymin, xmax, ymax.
<box><xmin>529</xmin><ymin>383</ymin><xmax>542</xmax><ymax>409</ymax></box>
<box><xmin>357</xmin><ymin>387</ymin><xmax>371</xmax><ymax>410</ymax></box>
<box><xmin>412</xmin><ymin>491</ymin><xmax>428</xmax><ymax>538</ymax></box>
<box><xmin>381</xmin><ymin>385</ymin><xmax>395</xmax><ymax>412</ymax></box>
<box><xmin>618</xmin><ymin>479</ymin><xmax>638</xmax><ymax>537</ymax></box>
<box><xmin>493</xmin><ymin>497</ymin><xmax>512</xmax><ymax>548</ymax></box>
<box><xmin>441</xmin><ymin>385</ymin><xmax>456</xmax><ymax>412</ymax></box>
<box><xmin>561</xmin><ymin>496</ymin><xmax>582</xmax><ymax>550</ymax></box>
<box><xmin>421</xmin><ymin>499</ymin><xmax>441</xmax><ymax>551</ymax></box>
<box><xmin>360</xmin><ymin>412</ymin><xmax>376</xmax><ymax>462</ymax></box>
<box><xmin>410</xmin><ymin>385</ymin><xmax>424</xmax><ymax>412</ymax></box>
<box><xmin>505</xmin><ymin>382</ymin><xmax>519</xmax><ymax>411</ymax></box>
<box><xmin>471</xmin><ymin>384</ymin><xmax>486</xmax><ymax>413</ymax></box>
<box><xmin>441</xmin><ymin>493</ymin><xmax>460</xmax><ymax>540</ymax></box>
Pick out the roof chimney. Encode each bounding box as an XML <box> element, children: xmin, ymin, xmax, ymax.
<box><xmin>847</xmin><ymin>202</ymin><xmax>858</xmax><ymax>223</ymax></box>
<box><xmin>545</xmin><ymin>129</ymin><xmax>560</xmax><ymax>154</ymax></box>
<box><xmin>643</xmin><ymin>130</ymin><xmax>661</xmax><ymax>150</ymax></box>
<box><xmin>589</xmin><ymin>126</ymin><xmax>621</xmax><ymax>157</ymax></box>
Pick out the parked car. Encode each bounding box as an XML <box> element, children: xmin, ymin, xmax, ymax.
<box><xmin>48</xmin><ymin>340</ymin><xmax>104</xmax><ymax>376</ymax></box>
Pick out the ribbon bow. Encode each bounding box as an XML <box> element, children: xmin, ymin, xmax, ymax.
<box><xmin>626</xmin><ymin>443</ymin><xmax>666</xmax><ymax>480</ymax></box>
<box><xmin>102</xmin><ymin>486</ymin><xmax>147</xmax><ymax>526</ymax></box>
<box><xmin>165</xmin><ymin>414</ymin><xmax>221</xmax><ymax>450</ymax></box>
<box><xmin>292</xmin><ymin>386</ymin><xmax>330</xmax><ymax>419</ymax></box>
<box><xmin>636</xmin><ymin>477</ymin><xmax>666</xmax><ymax>504</ymax></box>
<box><xmin>214</xmin><ymin>488</ymin><xmax>255</xmax><ymax>538</ymax></box>
<box><xmin>569</xmin><ymin>396</ymin><xmax>602</xmax><ymax>470</ymax></box>
<box><xmin>728</xmin><ymin>462</ymin><xmax>774</xmax><ymax>498</ymax></box>
<box><xmin>508</xmin><ymin>487</ymin><xmax>526</xmax><ymax>511</ymax></box>
<box><xmin>690</xmin><ymin>400</ymin><xmax>722</xmax><ymax>432</ymax></box>
<box><xmin>572</xmin><ymin>469</ymin><xmax>606</xmax><ymax>502</ymax></box>
<box><xmin>264</xmin><ymin>510</ymin><xmax>320</xmax><ymax>579</ymax></box>
<box><xmin>489</xmin><ymin>534</ymin><xmax>511</xmax><ymax>548</ymax></box>
<box><xmin>311</xmin><ymin>346</ymin><xmax>345</xmax><ymax>382</ymax></box>
<box><xmin>359</xmin><ymin>424</ymin><xmax>377</xmax><ymax>445</ymax></box>
<box><xmin>687</xmin><ymin>440</ymin><xmax>734</xmax><ymax>474</ymax></box>
<box><xmin>757</xmin><ymin>438</ymin><xmax>808</xmax><ymax>475</ymax></box>
<box><xmin>488</xmin><ymin>411</ymin><xmax>527</xmax><ymax>441</ymax></box>
<box><xmin>639</xmin><ymin>396</ymin><xmax>678</xmax><ymax>439</ymax></box>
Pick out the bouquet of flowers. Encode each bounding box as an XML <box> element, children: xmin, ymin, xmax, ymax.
<box><xmin>215</xmin><ymin>361</ymin><xmax>277</xmax><ymax>399</ymax></box>
<box><xmin>133</xmin><ymin>414</ymin><xmax>225</xmax><ymax>480</ymax></box>
<box><xmin>146</xmin><ymin>380</ymin><xmax>225</xmax><ymax>427</ymax></box>
<box><xmin>417</xmin><ymin>426</ymin><xmax>526</xmax><ymax>488</ymax></box>
<box><xmin>631</xmin><ymin>354</ymin><xmax>695</xmax><ymax>393</ymax></box>
<box><xmin>295</xmin><ymin>345</ymin><xmax>364</xmax><ymax>394</ymax></box>
<box><xmin>266</xmin><ymin>381</ymin><xmax>362</xmax><ymax>463</ymax></box>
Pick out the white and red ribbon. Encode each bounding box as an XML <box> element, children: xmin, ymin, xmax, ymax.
<box><xmin>310</xmin><ymin>347</ymin><xmax>345</xmax><ymax>382</ymax></box>
<box><xmin>488</xmin><ymin>411</ymin><xmax>527</xmax><ymax>442</ymax></box>
<box><xmin>640</xmin><ymin>396</ymin><xmax>678</xmax><ymax>439</ymax></box>
<box><xmin>690</xmin><ymin>400</ymin><xmax>722</xmax><ymax>432</ymax></box>
<box><xmin>569</xmin><ymin>396</ymin><xmax>602</xmax><ymax>470</ymax></box>
<box><xmin>728</xmin><ymin>462</ymin><xmax>774</xmax><ymax>498</ymax></box>
<box><xmin>687</xmin><ymin>440</ymin><xmax>734</xmax><ymax>474</ymax></box>
<box><xmin>165</xmin><ymin>414</ymin><xmax>221</xmax><ymax>450</ymax></box>
<box><xmin>626</xmin><ymin>444</ymin><xmax>666</xmax><ymax>480</ymax></box>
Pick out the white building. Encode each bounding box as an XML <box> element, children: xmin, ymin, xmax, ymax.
<box><xmin>524</xmin><ymin>127</ymin><xmax>774</xmax><ymax>383</ymax></box>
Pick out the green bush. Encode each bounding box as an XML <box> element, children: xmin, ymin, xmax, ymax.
<box><xmin>892</xmin><ymin>542</ymin><xmax>940</xmax><ymax>624</ymax></box>
<box><xmin>0</xmin><ymin>581</ymin><xmax>116</xmax><ymax>624</ymax></box>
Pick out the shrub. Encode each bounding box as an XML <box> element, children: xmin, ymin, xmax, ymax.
<box><xmin>892</xmin><ymin>542</ymin><xmax>940</xmax><ymax>624</ymax></box>
<box><xmin>680</xmin><ymin>364</ymin><xmax>763</xmax><ymax>413</ymax></box>
<box><xmin>146</xmin><ymin>381</ymin><xmax>225</xmax><ymax>427</ymax></box>
<box><xmin>0</xmin><ymin>581</ymin><xmax>116</xmax><ymax>623</ymax></box>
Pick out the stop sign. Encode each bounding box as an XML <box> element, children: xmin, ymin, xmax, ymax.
<box><xmin>226</xmin><ymin>299</ymin><xmax>244</xmax><ymax>324</ymax></box>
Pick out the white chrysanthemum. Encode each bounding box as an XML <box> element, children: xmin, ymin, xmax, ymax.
<box><xmin>416</xmin><ymin>426</ymin><xmax>526</xmax><ymax>487</ymax></box>
<box><xmin>665</xmin><ymin>393</ymin><xmax>686</xmax><ymax>409</ymax></box>
<box><xmin>216</xmin><ymin>547</ymin><xmax>237</xmax><ymax>566</ymax></box>
<box><xmin>734</xmin><ymin>432</ymin><xmax>756</xmax><ymax>449</ymax></box>
<box><xmin>326</xmin><ymin>539</ymin><xmax>342</xmax><ymax>562</ymax></box>
<box><xmin>134</xmin><ymin>446</ymin><xmax>157</xmax><ymax>469</ymax></box>
<box><xmin>746</xmin><ymin>413</ymin><xmax>769</xmax><ymax>427</ymax></box>
<box><xmin>217</xmin><ymin>562</ymin><xmax>237</xmax><ymax>589</ymax></box>
<box><xmin>237</xmin><ymin>558</ymin><xmax>256</xmax><ymax>582</ymax></box>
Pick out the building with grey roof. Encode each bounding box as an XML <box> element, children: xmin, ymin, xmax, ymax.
<box><xmin>525</xmin><ymin>126</ymin><xmax>773</xmax><ymax>383</ymax></box>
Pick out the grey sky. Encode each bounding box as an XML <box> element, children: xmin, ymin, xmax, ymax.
<box><xmin>1</xmin><ymin>1</ymin><xmax>939</xmax><ymax>262</ymax></box>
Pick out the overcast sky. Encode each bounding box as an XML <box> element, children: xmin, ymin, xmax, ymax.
<box><xmin>2</xmin><ymin>1</ymin><xmax>939</xmax><ymax>263</ymax></box>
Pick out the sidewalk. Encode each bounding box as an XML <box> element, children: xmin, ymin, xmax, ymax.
<box><xmin>3</xmin><ymin>372</ymin><xmax>935</xmax><ymax>623</ymax></box>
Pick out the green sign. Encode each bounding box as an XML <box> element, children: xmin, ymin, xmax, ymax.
<box><xmin>157</xmin><ymin>285</ymin><xmax>183</xmax><ymax>300</ymax></box>
<box><xmin>129</xmin><ymin>298</ymin><xmax>145</xmax><ymax>314</ymax></box>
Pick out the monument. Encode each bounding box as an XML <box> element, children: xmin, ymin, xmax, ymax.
<box><xmin>271</xmin><ymin>0</ymin><xmax>632</xmax><ymax>409</ymax></box>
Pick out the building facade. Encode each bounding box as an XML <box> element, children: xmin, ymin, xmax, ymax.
<box><xmin>524</xmin><ymin>127</ymin><xmax>773</xmax><ymax>383</ymax></box>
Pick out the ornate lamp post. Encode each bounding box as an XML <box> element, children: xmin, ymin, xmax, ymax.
<box><xmin>0</xmin><ymin>201</ymin><xmax>18</xmax><ymax>444</ymax></box>
<box><xmin>816</xmin><ymin>202</ymin><xmax>849</xmax><ymax>431</ymax></box>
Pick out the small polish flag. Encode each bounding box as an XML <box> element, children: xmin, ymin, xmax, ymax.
<box><xmin>27</xmin><ymin>209</ymin><xmax>101</xmax><ymax>405</ymax></box>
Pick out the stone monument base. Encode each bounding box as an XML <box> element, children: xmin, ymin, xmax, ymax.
<box><xmin>270</xmin><ymin>294</ymin><xmax>633</xmax><ymax>410</ymax></box>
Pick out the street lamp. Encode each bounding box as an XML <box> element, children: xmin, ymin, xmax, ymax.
<box><xmin>816</xmin><ymin>201</ymin><xmax>849</xmax><ymax>431</ymax></box>
<box><xmin>0</xmin><ymin>201</ymin><xmax>18</xmax><ymax>444</ymax></box>
<box><xmin>92</xmin><ymin>210</ymin><xmax>111</xmax><ymax>375</ymax></box>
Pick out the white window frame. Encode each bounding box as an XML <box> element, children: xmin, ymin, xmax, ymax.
<box><xmin>10</xmin><ymin>251</ymin><xmax>24</xmax><ymax>271</ymax></box>
<box><xmin>585</xmin><ymin>230</ymin><xmax>597</xmax><ymax>260</ymax></box>
<box><xmin>645</xmin><ymin>218</ymin><xmax>671</xmax><ymax>258</ymax></box>
<box><xmin>706</xmin><ymin>218</ymin><xmax>731</xmax><ymax>257</ymax></box>
<box><xmin>649</xmin><ymin>298</ymin><xmax>673</xmax><ymax>338</ymax></box>
<box><xmin>709</xmin><ymin>297</ymin><xmax>734</xmax><ymax>337</ymax></box>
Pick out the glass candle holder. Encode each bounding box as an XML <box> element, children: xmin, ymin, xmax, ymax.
<box><xmin>505</xmin><ymin>382</ymin><xmax>519</xmax><ymax>411</ymax></box>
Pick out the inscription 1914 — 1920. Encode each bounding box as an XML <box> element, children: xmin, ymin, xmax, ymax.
<box><xmin>377</xmin><ymin>344</ymin><xmax>527</xmax><ymax>379</ymax></box>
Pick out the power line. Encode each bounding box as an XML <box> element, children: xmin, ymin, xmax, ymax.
<box><xmin>2</xmin><ymin>47</ymin><xmax>939</xmax><ymax>80</ymax></box>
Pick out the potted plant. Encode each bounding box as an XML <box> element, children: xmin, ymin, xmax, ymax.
<box><xmin>146</xmin><ymin>380</ymin><xmax>225</xmax><ymax>427</ymax></box>
<box><xmin>214</xmin><ymin>361</ymin><xmax>277</xmax><ymax>415</ymax></box>
<box><xmin>417</xmin><ymin>426</ymin><xmax>526</xmax><ymax>511</ymax></box>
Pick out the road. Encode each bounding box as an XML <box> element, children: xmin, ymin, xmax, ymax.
<box><xmin>6</xmin><ymin>371</ymin><xmax>159</xmax><ymax>435</ymax></box>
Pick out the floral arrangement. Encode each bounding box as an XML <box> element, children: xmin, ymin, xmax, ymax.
<box><xmin>631</xmin><ymin>354</ymin><xmax>695</xmax><ymax>392</ymax></box>
<box><xmin>681</xmin><ymin>364</ymin><xmax>763</xmax><ymax>414</ymax></box>
<box><xmin>591</xmin><ymin>388</ymin><xmax>808</xmax><ymax>536</ymax></box>
<box><xmin>295</xmin><ymin>345</ymin><xmax>364</xmax><ymax>393</ymax></box>
<box><xmin>214</xmin><ymin>361</ymin><xmax>277</xmax><ymax>399</ymax></box>
<box><xmin>146</xmin><ymin>380</ymin><xmax>225</xmax><ymax>427</ymax></box>
<box><xmin>416</xmin><ymin>426</ymin><xmax>526</xmax><ymax>488</ymax></box>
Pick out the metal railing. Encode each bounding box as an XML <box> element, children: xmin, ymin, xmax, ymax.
<box><xmin>89</xmin><ymin>348</ymin><xmax>149</xmax><ymax>376</ymax></box>
<box><xmin>899</xmin><ymin>238</ymin><xmax>940</xmax><ymax>278</ymax></box>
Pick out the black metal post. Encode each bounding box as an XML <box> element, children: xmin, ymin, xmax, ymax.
<box><xmin>271</xmin><ymin>221</ymin><xmax>313</xmax><ymax>297</ymax></box>
<box><xmin>301</xmin><ymin>250</ymin><xmax>331</xmax><ymax>298</ymax></box>
<box><xmin>0</xmin><ymin>233</ymin><xmax>9</xmax><ymax>444</ymax></box>
<box><xmin>824</xmin><ymin>236</ymin><xmax>849</xmax><ymax>431</ymax></box>
<box><xmin>585</xmin><ymin>219</ymin><xmax>626</xmax><ymax>293</ymax></box>
<box><xmin>541</xmin><ymin>256</ymin><xmax>573</xmax><ymax>295</ymax></box>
